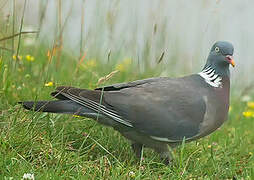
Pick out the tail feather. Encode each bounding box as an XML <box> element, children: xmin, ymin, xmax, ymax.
<box><xmin>19</xmin><ymin>100</ymin><xmax>93</xmax><ymax>115</ymax></box>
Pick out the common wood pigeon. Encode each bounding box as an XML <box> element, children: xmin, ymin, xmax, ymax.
<box><xmin>20</xmin><ymin>41</ymin><xmax>235</xmax><ymax>164</ymax></box>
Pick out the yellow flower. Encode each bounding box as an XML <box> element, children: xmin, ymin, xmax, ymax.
<box><xmin>73</xmin><ymin>115</ymin><xmax>81</xmax><ymax>118</ymax></box>
<box><xmin>242</xmin><ymin>111</ymin><xmax>254</xmax><ymax>118</ymax></box>
<box><xmin>26</xmin><ymin>55</ymin><xmax>35</xmax><ymax>62</ymax></box>
<box><xmin>122</xmin><ymin>58</ymin><xmax>132</xmax><ymax>66</ymax></box>
<box><xmin>115</xmin><ymin>63</ymin><xmax>125</xmax><ymax>72</ymax></box>
<box><xmin>247</xmin><ymin>102</ymin><xmax>254</xmax><ymax>109</ymax></box>
<box><xmin>13</xmin><ymin>55</ymin><xmax>23</xmax><ymax>60</ymax></box>
<box><xmin>45</xmin><ymin>81</ymin><xmax>53</xmax><ymax>87</ymax></box>
<box><xmin>80</xmin><ymin>59</ymin><xmax>97</xmax><ymax>70</ymax></box>
<box><xmin>86</xmin><ymin>59</ymin><xmax>97</xmax><ymax>68</ymax></box>
<box><xmin>115</xmin><ymin>58</ymin><xmax>132</xmax><ymax>72</ymax></box>
<box><xmin>229</xmin><ymin>106</ymin><xmax>232</xmax><ymax>113</ymax></box>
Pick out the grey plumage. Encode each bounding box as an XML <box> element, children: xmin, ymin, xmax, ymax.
<box><xmin>19</xmin><ymin>41</ymin><xmax>235</xmax><ymax>164</ymax></box>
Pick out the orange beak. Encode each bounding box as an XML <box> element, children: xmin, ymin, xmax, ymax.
<box><xmin>226</xmin><ymin>55</ymin><xmax>235</xmax><ymax>67</ymax></box>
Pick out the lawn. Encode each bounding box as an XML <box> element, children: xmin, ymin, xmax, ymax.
<box><xmin>0</xmin><ymin>44</ymin><xmax>254</xmax><ymax>179</ymax></box>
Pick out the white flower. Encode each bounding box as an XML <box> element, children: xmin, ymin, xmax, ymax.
<box><xmin>128</xmin><ymin>171</ymin><xmax>135</xmax><ymax>178</ymax></box>
<box><xmin>22</xmin><ymin>173</ymin><xmax>35</xmax><ymax>180</ymax></box>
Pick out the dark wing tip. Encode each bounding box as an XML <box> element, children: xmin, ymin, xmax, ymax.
<box><xmin>18</xmin><ymin>101</ymin><xmax>35</xmax><ymax>110</ymax></box>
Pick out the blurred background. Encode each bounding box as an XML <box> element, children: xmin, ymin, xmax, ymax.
<box><xmin>1</xmin><ymin>0</ymin><xmax>254</xmax><ymax>87</ymax></box>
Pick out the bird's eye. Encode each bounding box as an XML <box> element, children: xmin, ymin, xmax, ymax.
<box><xmin>215</xmin><ymin>47</ymin><xmax>220</xmax><ymax>53</ymax></box>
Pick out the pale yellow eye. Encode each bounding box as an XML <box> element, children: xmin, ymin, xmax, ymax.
<box><xmin>215</xmin><ymin>47</ymin><xmax>220</xmax><ymax>53</ymax></box>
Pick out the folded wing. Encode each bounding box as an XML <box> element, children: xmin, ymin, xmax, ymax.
<box><xmin>51</xmin><ymin>75</ymin><xmax>207</xmax><ymax>142</ymax></box>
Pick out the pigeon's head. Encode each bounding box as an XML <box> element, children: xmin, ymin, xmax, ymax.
<box><xmin>206</xmin><ymin>41</ymin><xmax>235</xmax><ymax>76</ymax></box>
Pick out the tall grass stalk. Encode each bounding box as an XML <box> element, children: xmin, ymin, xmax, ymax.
<box><xmin>15</xmin><ymin>0</ymin><xmax>27</xmax><ymax>68</ymax></box>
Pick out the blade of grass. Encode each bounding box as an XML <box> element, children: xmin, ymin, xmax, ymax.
<box><xmin>56</xmin><ymin>0</ymin><xmax>62</xmax><ymax>69</ymax></box>
<box><xmin>157</xmin><ymin>51</ymin><xmax>165</xmax><ymax>64</ymax></box>
<box><xmin>0</xmin><ymin>31</ymin><xmax>38</xmax><ymax>42</ymax></box>
<box><xmin>15</xmin><ymin>0</ymin><xmax>27</xmax><ymax>66</ymax></box>
<box><xmin>89</xmin><ymin>136</ymin><xmax>123</xmax><ymax>167</ymax></box>
<box><xmin>79</xmin><ymin>0</ymin><xmax>85</xmax><ymax>60</ymax></box>
<box><xmin>36</xmin><ymin>0</ymin><xmax>48</xmax><ymax>39</ymax></box>
<box><xmin>12</xmin><ymin>0</ymin><xmax>15</xmax><ymax>53</ymax></box>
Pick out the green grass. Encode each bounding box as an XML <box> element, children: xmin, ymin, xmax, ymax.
<box><xmin>0</xmin><ymin>44</ymin><xmax>254</xmax><ymax>179</ymax></box>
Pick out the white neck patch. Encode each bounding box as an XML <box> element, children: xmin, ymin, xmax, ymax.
<box><xmin>198</xmin><ymin>66</ymin><xmax>222</xmax><ymax>88</ymax></box>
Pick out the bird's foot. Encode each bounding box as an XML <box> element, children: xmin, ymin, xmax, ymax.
<box><xmin>161</xmin><ymin>157</ymin><xmax>172</xmax><ymax>165</ymax></box>
<box><xmin>154</xmin><ymin>144</ymin><xmax>173</xmax><ymax>165</ymax></box>
<box><xmin>131</xmin><ymin>143</ymin><xmax>143</xmax><ymax>159</ymax></box>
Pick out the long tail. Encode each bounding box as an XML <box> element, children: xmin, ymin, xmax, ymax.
<box><xmin>19</xmin><ymin>100</ymin><xmax>93</xmax><ymax>115</ymax></box>
<box><xmin>19</xmin><ymin>100</ymin><xmax>121</xmax><ymax>126</ymax></box>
